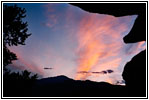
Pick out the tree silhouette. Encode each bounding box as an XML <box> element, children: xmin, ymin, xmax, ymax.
<box><xmin>4</xmin><ymin>70</ymin><xmax>38</xmax><ymax>81</ymax></box>
<box><xmin>21</xmin><ymin>70</ymin><xmax>38</xmax><ymax>80</ymax></box>
<box><xmin>3</xmin><ymin>69</ymin><xmax>38</xmax><ymax>97</ymax></box>
<box><xmin>3</xmin><ymin>5</ymin><xmax>39</xmax><ymax>97</ymax></box>
<box><xmin>3</xmin><ymin>4</ymin><xmax>31</xmax><ymax>68</ymax></box>
<box><xmin>3</xmin><ymin>45</ymin><xmax>17</xmax><ymax>69</ymax></box>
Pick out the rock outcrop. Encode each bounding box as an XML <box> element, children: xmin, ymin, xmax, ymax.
<box><xmin>122</xmin><ymin>50</ymin><xmax>146</xmax><ymax>96</ymax></box>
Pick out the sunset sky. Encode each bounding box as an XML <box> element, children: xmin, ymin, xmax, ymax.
<box><xmin>5</xmin><ymin>3</ymin><xmax>146</xmax><ymax>85</ymax></box>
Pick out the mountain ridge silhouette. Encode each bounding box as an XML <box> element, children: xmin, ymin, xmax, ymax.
<box><xmin>30</xmin><ymin>75</ymin><xmax>126</xmax><ymax>97</ymax></box>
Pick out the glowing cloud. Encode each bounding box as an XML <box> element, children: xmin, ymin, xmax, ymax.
<box><xmin>75</xmin><ymin>13</ymin><xmax>145</xmax><ymax>82</ymax></box>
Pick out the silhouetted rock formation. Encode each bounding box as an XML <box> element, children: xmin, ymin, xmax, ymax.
<box><xmin>122</xmin><ymin>50</ymin><xmax>146</xmax><ymax>96</ymax></box>
<box><xmin>71</xmin><ymin>3</ymin><xmax>146</xmax><ymax>97</ymax></box>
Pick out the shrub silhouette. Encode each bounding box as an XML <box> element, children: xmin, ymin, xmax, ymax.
<box><xmin>3</xmin><ymin>69</ymin><xmax>38</xmax><ymax>97</ymax></box>
<box><xmin>4</xmin><ymin>69</ymin><xmax>38</xmax><ymax>80</ymax></box>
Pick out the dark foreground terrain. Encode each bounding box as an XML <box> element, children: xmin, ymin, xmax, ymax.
<box><xmin>3</xmin><ymin>73</ymin><xmax>145</xmax><ymax>97</ymax></box>
<box><xmin>3</xmin><ymin>75</ymin><xmax>127</xmax><ymax>97</ymax></box>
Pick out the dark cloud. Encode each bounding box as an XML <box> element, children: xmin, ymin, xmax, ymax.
<box><xmin>107</xmin><ymin>70</ymin><xmax>114</xmax><ymax>73</ymax></box>
<box><xmin>92</xmin><ymin>72</ymin><xmax>102</xmax><ymax>74</ymax></box>
<box><xmin>77</xmin><ymin>71</ymin><xmax>88</xmax><ymax>74</ymax></box>
<box><xmin>92</xmin><ymin>70</ymin><xmax>114</xmax><ymax>74</ymax></box>
<box><xmin>44</xmin><ymin>67</ymin><xmax>53</xmax><ymax>70</ymax></box>
<box><xmin>78</xmin><ymin>69</ymin><xmax>114</xmax><ymax>75</ymax></box>
<box><xmin>101</xmin><ymin>71</ymin><xmax>107</xmax><ymax>74</ymax></box>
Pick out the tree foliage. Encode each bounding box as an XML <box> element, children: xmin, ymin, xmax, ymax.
<box><xmin>4</xmin><ymin>69</ymin><xmax>38</xmax><ymax>81</ymax></box>
<box><xmin>3</xmin><ymin>70</ymin><xmax>38</xmax><ymax>96</ymax></box>
<box><xmin>3</xmin><ymin>45</ymin><xmax>17</xmax><ymax>68</ymax></box>
<box><xmin>3</xmin><ymin>4</ymin><xmax>31</xmax><ymax>68</ymax></box>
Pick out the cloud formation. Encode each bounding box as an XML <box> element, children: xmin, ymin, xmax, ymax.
<box><xmin>75</xmin><ymin>14</ymin><xmax>130</xmax><ymax>80</ymax></box>
<box><xmin>7</xmin><ymin>3</ymin><xmax>146</xmax><ymax>84</ymax></box>
<box><xmin>74</xmin><ymin>13</ymin><xmax>145</xmax><ymax>81</ymax></box>
<box><xmin>44</xmin><ymin>67</ymin><xmax>53</xmax><ymax>70</ymax></box>
<box><xmin>78</xmin><ymin>69</ymin><xmax>114</xmax><ymax>75</ymax></box>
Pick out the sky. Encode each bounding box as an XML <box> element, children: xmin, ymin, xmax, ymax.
<box><xmin>5</xmin><ymin>3</ymin><xmax>146</xmax><ymax>85</ymax></box>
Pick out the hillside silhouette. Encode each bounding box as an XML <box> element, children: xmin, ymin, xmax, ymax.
<box><xmin>31</xmin><ymin>75</ymin><xmax>127</xmax><ymax>97</ymax></box>
<box><xmin>4</xmin><ymin>75</ymin><xmax>126</xmax><ymax>97</ymax></box>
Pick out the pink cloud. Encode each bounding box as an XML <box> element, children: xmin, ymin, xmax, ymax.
<box><xmin>74</xmin><ymin>14</ymin><xmax>143</xmax><ymax>81</ymax></box>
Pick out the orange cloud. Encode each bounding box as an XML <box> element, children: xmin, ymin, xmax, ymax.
<box><xmin>75</xmin><ymin>14</ymin><xmax>134</xmax><ymax>80</ymax></box>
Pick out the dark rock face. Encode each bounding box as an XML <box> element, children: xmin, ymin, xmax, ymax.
<box><xmin>71</xmin><ymin>3</ymin><xmax>146</xmax><ymax>97</ymax></box>
<box><xmin>122</xmin><ymin>50</ymin><xmax>146</xmax><ymax>96</ymax></box>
